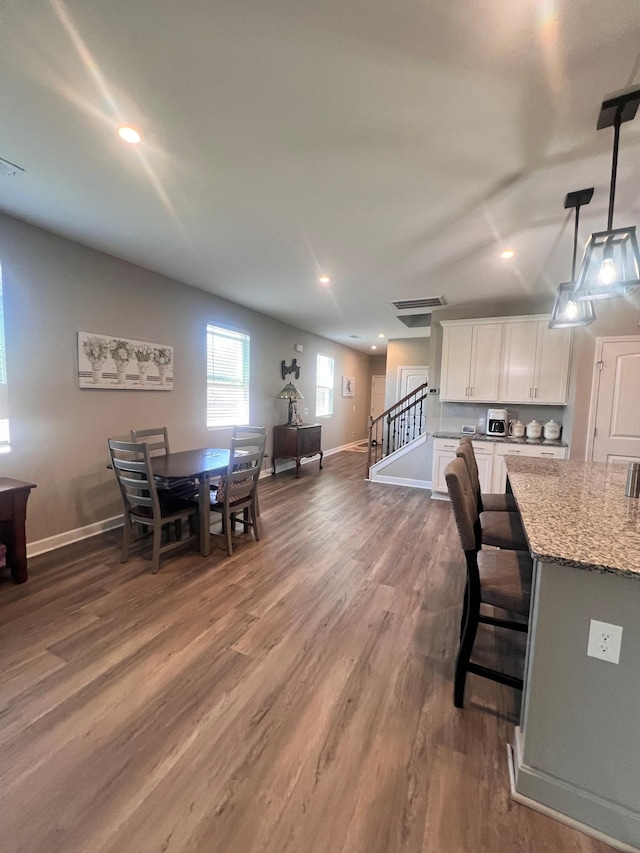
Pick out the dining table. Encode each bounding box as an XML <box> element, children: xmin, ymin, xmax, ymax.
<box><xmin>151</xmin><ymin>447</ymin><xmax>229</xmax><ymax>557</ymax></box>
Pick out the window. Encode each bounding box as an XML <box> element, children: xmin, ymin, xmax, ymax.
<box><xmin>315</xmin><ymin>354</ymin><xmax>334</xmax><ymax>417</ymax></box>
<box><xmin>0</xmin><ymin>264</ymin><xmax>8</xmax><ymax>453</ymax></box>
<box><xmin>206</xmin><ymin>324</ymin><xmax>250</xmax><ymax>427</ymax></box>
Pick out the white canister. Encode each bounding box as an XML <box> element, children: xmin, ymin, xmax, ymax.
<box><xmin>543</xmin><ymin>419</ymin><xmax>561</xmax><ymax>441</ymax></box>
<box><xmin>509</xmin><ymin>419</ymin><xmax>525</xmax><ymax>438</ymax></box>
<box><xmin>526</xmin><ymin>419</ymin><xmax>542</xmax><ymax>440</ymax></box>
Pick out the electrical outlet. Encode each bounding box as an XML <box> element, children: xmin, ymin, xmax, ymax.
<box><xmin>587</xmin><ymin>619</ymin><xmax>623</xmax><ymax>664</ymax></box>
<box><xmin>304</xmin><ymin>408</ymin><xmax>309</xmax><ymax>415</ymax></box>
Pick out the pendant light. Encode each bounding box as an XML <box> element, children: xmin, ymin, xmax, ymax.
<box><xmin>572</xmin><ymin>89</ymin><xmax>640</xmax><ymax>301</ymax></box>
<box><xmin>549</xmin><ymin>188</ymin><xmax>596</xmax><ymax>328</ymax></box>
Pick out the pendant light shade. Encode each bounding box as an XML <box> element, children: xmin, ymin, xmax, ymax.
<box><xmin>572</xmin><ymin>89</ymin><xmax>640</xmax><ymax>302</ymax></box>
<box><xmin>549</xmin><ymin>188</ymin><xmax>597</xmax><ymax>329</ymax></box>
<box><xmin>572</xmin><ymin>226</ymin><xmax>640</xmax><ymax>301</ymax></box>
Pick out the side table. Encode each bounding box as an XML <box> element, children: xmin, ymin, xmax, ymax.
<box><xmin>0</xmin><ymin>478</ymin><xmax>37</xmax><ymax>583</ymax></box>
<box><xmin>272</xmin><ymin>424</ymin><xmax>323</xmax><ymax>478</ymax></box>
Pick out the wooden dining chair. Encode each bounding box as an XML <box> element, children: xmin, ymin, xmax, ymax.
<box><xmin>207</xmin><ymin>434</ymin><xmax>266</xmax><ymax>555</ymax></box>
<box><xmin>232</xmin><ymin>425</ymin><xmax>266</xmax><ymax>515</ymax></box>
<box><xmin>444</xmin><ymin>457</ymin><xmax>532</xmax><ymax>708</ymax></box>
<box><xmin>108</xmin><ymin>438</ymin><xmax>198</xmax><ymax>574</ymax></box>
<box><xmin>130</xmin><ymin>426</ymin><xmax>198</xmax><ymax>503</ymax></box>
<box><xmin>457</xmin><ymin>439</ymin><xmax>527</xmax><ymax>551</ymax></box>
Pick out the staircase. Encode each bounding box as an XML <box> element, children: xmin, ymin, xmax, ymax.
<box><xmin>366</xmin><ymin>382</ymin><xmax>429</xmax><ymax>478</ymax></box>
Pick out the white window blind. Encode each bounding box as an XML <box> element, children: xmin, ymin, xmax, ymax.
<box><xmin>0</xmin><ymin>263</ymin><xmax>9</xmax><ymax>452</ymax></box>
<box><xmin>206</xmin><ymin>324</ymin><xmax>250</xmax><ymax>427</ymax></box>
<box><xmin>316</xmin><ymin>354</ymin><xmax>334</xmax><ymax>418</ymax></box>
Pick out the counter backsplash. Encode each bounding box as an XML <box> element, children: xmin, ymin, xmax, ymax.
<box><xmin>438</xmin><ymin>401</ymin><xmax>566</xmax><ymax>439</ymax></box>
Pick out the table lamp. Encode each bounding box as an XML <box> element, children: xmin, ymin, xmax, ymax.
<box><xmin>277</xmin><ymin>382</ymin><xmax>304</xmax><ymax>425</ymax></box>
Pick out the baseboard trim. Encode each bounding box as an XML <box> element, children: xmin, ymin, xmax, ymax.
<box><xmin>507</xmin><ymin>741</ymin><xmax>639</xmax><ymax>853</ymax></box>
<box><xmin>27</xmin><ymin>439</ymin><xmax>368</xmax><ymax>557</ymax></box>
<box><xmin>367</xmin><ymin>474</ymin><xmax>431</xmax><ymax>491</ymax></box>
<box><xmin>27</xmin><ymin>514</ymin><xmax>124</xmax><ymax>558</ymax></box>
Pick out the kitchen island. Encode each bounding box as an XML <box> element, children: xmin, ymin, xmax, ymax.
<box><xmin>506</xmin><ymin>457</ymin><xmax>640</xmax><ymax>853</ymax></box>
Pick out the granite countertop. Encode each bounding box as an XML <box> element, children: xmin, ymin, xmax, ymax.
<box><xmin>505</xmin><ymin>457</ymin><xmax>640</xmax><ymax>579</ymax></box>
<box><xmin>432</xmin><ymin>431</ymin><xmax>568</xmax><ymax>448</ymax></box>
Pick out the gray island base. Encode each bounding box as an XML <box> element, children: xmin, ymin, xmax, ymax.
<box><xmin>505</xmin><ymin>458</ymin><xmax>640</xmax><ymax>853</ymax></box>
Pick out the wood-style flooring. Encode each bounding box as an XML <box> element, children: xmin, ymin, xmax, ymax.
<box><xmin>0</xmin><ymin>452</ymin><xmax>615</xmax><ymax>853</ymax></box>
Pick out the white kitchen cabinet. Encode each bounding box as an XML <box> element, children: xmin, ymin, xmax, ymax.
<box><xmin>500</xmin><ymin>319</ymin><xmax>572</xmax><ymax>404</ymax></box>
<box><xmin>534</xmin><ymin>323</ymin><xmax>572</xmax><ymax>404</ymax></box>
<box><xmin>492</xmin><ymin>443</ymin><xmax>567</xmax><ymax>492</ymax></box>
<box><xmin>500</xmin><ymin>320</ymin><xmax>539</xmax><ymax>403</ymax></box>
<box><xmin>440</xmin><ymin>322</ymin><xmax>503</xmax><ymax>402</ymax></box>
<box><xmin>471</xmin><ymin>441</ymin><xmax>493</xmax><ymax>493</ymax></box>
<box><xmin>432</xmin><ymin>437</ymin><xmax>567</xmax><ymax>496</ymax></box>
<box><xmin>432</xmin><ymin>438</ymin><xmax>459</xmax><ymax>492</ymax></box>
<box><xmin>432</xmin><ymin>438</ymin><xmax>494</xmax><ymax>494</ymax></box>
<box><xmin>440</xmin><ymin>315</ymin><xmax>572</xmax><ymax>406</ymax></box>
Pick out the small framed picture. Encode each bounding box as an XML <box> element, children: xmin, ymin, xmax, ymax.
<box><xmin>342</xmin><ymin>376</ymin><xmax>355</xmax><ymax>397</ymax></box>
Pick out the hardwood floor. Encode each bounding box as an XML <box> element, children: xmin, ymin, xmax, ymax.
<box><xmin>0</xmin><ymin>452</ymin><xmax>615</xmax><ymax>853</ymax></box>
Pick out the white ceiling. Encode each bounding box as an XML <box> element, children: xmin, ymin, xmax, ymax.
<box><xmin>1</xmin><ymin>0</ymin><xmax>639</xmax><ymax>352</ymax></box>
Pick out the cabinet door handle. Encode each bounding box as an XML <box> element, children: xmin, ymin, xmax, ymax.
<box><xmin>443</xmin><ymin>444</ymin><xmax>456</xmax><ymax>450</ymax></box>
<box><xmin>469</xmin><ymin>386</ymin><xmax>473</xmax><ymax>397</ymax></box>
<box><xmin>541</xmin><ymin>451</ymin><xmax>555</xmax><ymax>456</ymax></box>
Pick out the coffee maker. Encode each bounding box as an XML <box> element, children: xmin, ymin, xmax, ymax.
<box><xmin>487</xmin><ymin>408</ymin><xmax>508</xmax><ymax>437</ymax></box>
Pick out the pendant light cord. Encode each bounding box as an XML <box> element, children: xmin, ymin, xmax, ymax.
<box><xmin>607</xmin><ymin>107</ymin><xmax>622</xmax><ymax>231</ymax></box>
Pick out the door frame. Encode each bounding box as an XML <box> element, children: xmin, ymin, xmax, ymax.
<box><xmin>370</xmin><ymin>374</ymin><xmax>386</xmax><ymax>420</ymax></box>
<box><xmin>585</xmin><ymin>335</ymin><xmax>640</xmax><ymax>461</ymax></box>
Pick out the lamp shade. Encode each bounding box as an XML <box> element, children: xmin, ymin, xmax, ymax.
<box><xmin>549</xmin><ymin>282</ymin><xmax>596</xmax><ymax>329</ymax></box>
<box><xmin>277</xmin><ymin>382</ymin><xmax>304</xmax><ymax>426</ymax></box>
<box><xmin>571</xmin><ymin>227</ymin><xmax>640</xmax><ymax>301</ymax></box>
<box><xmin>276</xmin><ymin>382</ymin><xmax>304</xmax><ymax>401</ymax></box>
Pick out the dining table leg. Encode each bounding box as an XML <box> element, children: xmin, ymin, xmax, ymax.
<box><xmin>199</xmin><ymin>473</ymin><xmax>211</xmax><ymax>557</ymax></box>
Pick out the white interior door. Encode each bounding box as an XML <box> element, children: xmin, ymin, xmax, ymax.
<box><xmin>370</xmin><ymin>374</ymin><xmax>386</xmax><ymax>420</ymax></box>
<box><xmin>396</xmin><ymin>365</ymin><xmax>428</xmax><ymax>444</ymax></box>
<box><xmin>397</xmin><ymin>365</ymin><xmax>428</xmax><ymax>399</ymax></box>
<box><xmin>590</xmin><ymin>337</ymin><xmax>640</xmax><ymax>463</ymax></box>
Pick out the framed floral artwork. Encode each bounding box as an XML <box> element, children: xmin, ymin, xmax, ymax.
<box><xmin>78</xmin><ymin>332</ymin><xmax>173</xmax><ymax>390</ymax></box>
<box><xmin>342</xmin><ymin>376</ymin><xmax>355</xmax><ymax>397</ymax></box>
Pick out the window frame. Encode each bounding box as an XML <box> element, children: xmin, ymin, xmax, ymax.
<box><xmin>206</xmin><ymin>323</ymin><xmax>250</xmax><ymax>429</ymax></box>
<box><xmin>0</xmin><ymin>263</ymin><xmax>9</xmax><ymax>453</ymax></box>
<box><xmin>315</xmin><ymin>353</ymin><xmax>334</xmax><ymax>419</ymax></box>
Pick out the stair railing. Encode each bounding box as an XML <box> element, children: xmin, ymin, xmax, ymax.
<box><xmin>366</xmin><ymin>382</ymin><xmax>429</xmax><ymax>476</ymax></box>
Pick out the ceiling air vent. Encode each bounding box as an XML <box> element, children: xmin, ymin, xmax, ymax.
<box><xmin>391</xmin><ymin>296</ymin><xmax>445</xmax><ymax>311</ymax></box>
<box><xmin>0</xmin><ymin>157</ymin><xmax>25</xmax><ymax>177</ymax></box>
<box><xmin>348</xmin><ymin>334</ymin><xmax>362</xmax><ymax>339</ymax></box>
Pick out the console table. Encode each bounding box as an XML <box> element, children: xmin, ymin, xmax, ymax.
<box><xmin>272</xmin><ymin>424</ymin><xmax>323</xmax><ymax>478</ymax></box>
<box><xmin>0</xmin><ymin>478</ymin><xmax>37</xmax><ymax>584</ymax></box>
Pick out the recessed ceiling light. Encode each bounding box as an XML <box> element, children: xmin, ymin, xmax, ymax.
<box><xmin>371</xmin><ymin>345</ymin><xmax>377</xmax><ymax>350</ymax></box>
<box><xmin>318</xmin><ymin>274</ymin><xmax>331</xmax><ymax>284</ymax></box>
<box><xmin>118</xmin><ymin>126</ymin><xmax>141</xmax><ymax>144</ymax></box>
<box><xmin>501</xmin><ymin>249</ymin><xmax>515</xmax><ymax>259</ymax></box>
<box><xmin>378</xmin><ymin>333</ymin><xmax>385</xmax><ymax>338</ymax></box>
